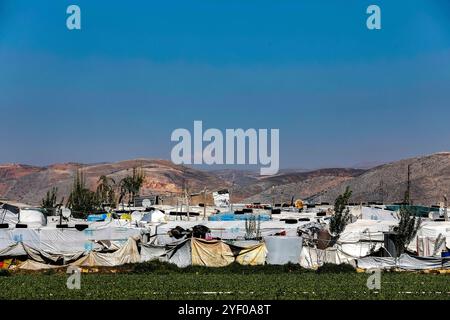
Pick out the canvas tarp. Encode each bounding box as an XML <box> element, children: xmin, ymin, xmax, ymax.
<box><xmin>357</xmin><ymin>254</ymin><xmax>450</xmax><ymax>270</ymax></box>
<box><xmin>415</xmin><ymin>236</ymin><xmax>447</xmax><ymax>257</ymax></box>
<box><xmin>338</xmin><ymin>219</ymin><xmax>397</xmax><ymax>243</ymax></box>
<box><xmin>338</xmin><ymin>242</ymin><xmax>383</xmax><ymax>258</ymax></box>
<box><xmin>18</xmin><ymin>260</ymin><xmax>64</xmax><ymax>271</ymax></box>
<box><xmin>0</xmin><ymin>222</ymin><xmax>143</xmax><ymax>258</ymax></box>
<box><xmin>143</xmin><ymin>238</ymin><xmax>267</xmax><ymax>267</ymax></box>
<box><xmin>140</xmin><ymin>244</ymin><xmax>167</xmax><ymax>263</ymax></box>
<box><xmin>361</xmin><ymin>207</ymin><xmax>398</xmax><ymax>221</ymax></box>
<box><xmin>165</xmin><ymin>240</ymin><xmax>192</xmax><ymax>268</ymax></box>
<box><xmin>140</xmin><ymin>239</ymin><xmax>192</xmax><ymax>268</ymax></box>
<box><xmin>193</xmin><ymin>238</ymin><xmax>267</xmax><ymax>266</ymax></box>
<box><xmin>300</xmin><ymin>246</ymin><xmax>357</xmax><ymax>269</ymax></box>
<box><xmin>191</xmin><ymin>238</ymin><xmax>235</xmax><ymax>267</ymax></box>
<box><xmin>23</xmin><ymin>243</ymin><xmax>85</xmax><ymax>264</ymax></box>
<box><xmin>408</xmin><ymin>221</ymin><xmax>450</xmax><ymax>252</ymax></box>
<box><xmin>234</xmin><ymin>243</ymin><xmax>267</xmax><ymax>266</ymax></box>
<box><xmin>264</xmin><ymin>236</ymin><xmax>303</xmax><ymax>265</ymax></box>
<box><xmin>0</xmin><ymin>242</ymin><xmax>27</xmax><ymax>257</ymax></box>
<box><xmin>72</xmin><ymin>237</ymin><xmax>140</xmax><ymax>267</ymax></box>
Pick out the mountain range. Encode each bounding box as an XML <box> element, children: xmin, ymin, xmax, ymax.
<box><xmin>0</xmin><ymin>152</ymin><xmax>449</xmax><ymax>206</ymax></box>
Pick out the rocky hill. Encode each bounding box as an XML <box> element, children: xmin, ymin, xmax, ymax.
<box><xmin>306</xmin><ymin>152</ymin><xmax>450</xmax><ymax>206</ymax></box>
<box><xmin>0</xmin><ymin>159</ymin><xmax>229</xmax><ymax>205</ymax></box>
<box><xmin>1</xmin><ymin>152</ymin><xmax>448</xmax><ymax>206</ymax></box>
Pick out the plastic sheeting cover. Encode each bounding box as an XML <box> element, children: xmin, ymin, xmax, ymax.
<box><xmin>191</xmin><ymin>238</ymin><xmax>235</xmax><ymax>267</ymax></box>
<box><xmin>264</xmin><ymin>236</ymin><xmax>303</xmax><ymax>265</ymax></box>
<box><xmin>357</xmin><ymin>254</ymin><xmax>450</xmax><ymax>270</ymax></box>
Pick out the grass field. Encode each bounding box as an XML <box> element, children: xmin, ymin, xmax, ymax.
<box><xmin>0</xmin><ymin>263</ymin><xmax>449</xmax><ymax>300</ymax></box>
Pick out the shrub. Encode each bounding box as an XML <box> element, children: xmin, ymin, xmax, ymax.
<box><xmin>129</xmin><ymin>260</ymin><xmax>312</xmax><ymax>274</ymax></box>
<box><xmin>316</xmin><ymin>263</ymin><xmax>356</xmax><ymax>274</ymax></box>
<box><xmin>0</xmin><ymin>269</ymin><xmax>11</xmax><ymax>277</ymax></box>
<box><xmin>330</xmin><ymin>187</ymin><xmax>352</xmax><ymax>238</ymax></box>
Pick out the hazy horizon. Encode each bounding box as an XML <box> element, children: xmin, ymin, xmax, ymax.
<box><xmin>3</xmin><ymin>151</ymin><xmax>450</xmax><ymax>172</ymax></box>
<box><xmin>1</xmin><ymin>0</ymin><xmax>450</xmax><ymax>169</ymax></box>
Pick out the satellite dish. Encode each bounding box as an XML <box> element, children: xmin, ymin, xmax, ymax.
<box><xmin>61</xmin><ymin>208</ymin><xmax>71</xmax><ymax>219</ymax></box>
<box><xmin>131</xmin><ymin>211</ymin><xmax>143</xmax><ymax>222</ymax></box>
<box><xmin>142</xmin><ymin>199</ymin><xmax>151</xmax><ymax>208</ymax></box>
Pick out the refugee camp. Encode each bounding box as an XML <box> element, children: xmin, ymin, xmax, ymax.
<box><xmin>1</xmin><ymin>0</ymin><xmax>450</xmax><ymax>305</ymax></box>
<box><xmin>1</xmin><ymin>159</ymin><xmax>449</xmax><ymax>300</ymax></box>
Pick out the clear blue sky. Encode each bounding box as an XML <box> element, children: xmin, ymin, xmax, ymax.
<box><xmin>1</xmin><ymin>0</ymin><xmax>449</xmax><ymax>169</ymax></box>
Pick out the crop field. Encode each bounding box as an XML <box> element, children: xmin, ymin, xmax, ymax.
<box><xmin>0</xmin><ymin>263</ymin><xmax>449</xmax><ymax>300</ymax></box>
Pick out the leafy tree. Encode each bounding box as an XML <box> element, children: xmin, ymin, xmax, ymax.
<box><xmin>393</xmin><ymin>206</ymin><xmax>421</xmax><ymax>254</ymax></box>
<box><xmin>330</xmin><ymin>186</ymin><xmax>352</xmax><ymax>238</ymax></box>
<box><xmin>67</xmin><ymin>170</ymin><xmax>100</xmax><ymax>218</ymax></box>
<box><xmin>41</xmin><ymin>187</ymin><xmax>59</xmax><ymax>215</ymax></box>
<box><xmin>119</xmin><ymin>167</ymin><xmax>145</xmax><ymax>207</ymax></box>
<box><xmin>96</xmin><ymin>175</ymin><xmax>116</xmax><ymax>208</ymax></box>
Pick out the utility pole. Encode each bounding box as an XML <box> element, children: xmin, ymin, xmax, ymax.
<box><xmin>176</xmin><ymin>197</ymin><xmax>180</xmax><ymax>221</ymax></box>
<box><xmin>230</xmin><ymin>174</ymin><xmax>235</xmax><ymax>213</ymax></box>
<box><xmin>271</xmin><ymin>186</ymin><xmax>275</xmax><ymax>208</ymax></box>
<box><xmin>203</xmin><ymin>187</ymin><xmax>207</xmax><ymax>220</ymax></box>
<box><xmin>185</xmin><ymin>182</ymin><xmax>190</xmax><ymax>220</ymax></box>
<box><xmin>279</xmin><ymin>190</ymin><xmax>284</xmax><ymax>207</ymax></box>
<box><xmin>444</xmin><ymin>195</ymin><xmax>448</xmax><ymax>221</ymax></box>
<box><xmin>404</xmin><ymin>164</ymin><xmax>411</xmax><ymax>205</ymax></box>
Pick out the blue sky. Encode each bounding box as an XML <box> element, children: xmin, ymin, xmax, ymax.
<box><xmin>0</xmin><ymin>0</ymin><xmax>449</xmax><ymax>169</ymax></box>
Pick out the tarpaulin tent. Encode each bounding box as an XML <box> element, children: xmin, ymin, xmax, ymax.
<box><xmin>19</xmin><ymin>260</ymin><xmax>64</xmax><ymax>271</ymax></box>
<box><xmin>299</xmin><ymin>246</ymin><xmax>357</xmax><ymax>269</ymax></box>
<box><xmin>72</xmin><ymin>237</ymin><xmax>140</xmax><ymax>267</ymax></box>
<box><xmin>361</xmin><ymin>207</ymin><xmax>398</xmax><ymax>221</ymax></box>
<box><xmin>410</xmin><ymin>221</ymin><xmax>450</xmax><ymax>251</ymax></box>
<box><xmin>357</xmin><ymin>254</ymin><xmax>450</xmax><ymax>270</ymax></box>
<box><xmin>0</xmin><ymin>221</ymin><xmax>143</xmax><ymax>258</ymax></box>
<box><xmin>155</xmin><ymin>221</ymin><xmax>302</xmax><ymax>244</ymax></box>
<box><xmin>234</xmin><ymin>242</ymin><xmax>267</xmax><ymax>266</ymax></box>
<box><xmin>141</xmin><ymin>238</ymin><xmax>267</xmax><ymax>267</ymax></box>
<box><xmin>191</xmin><ymin>238</ymin><xmax>267</xmax><ymax>267</ymax></box>
<box><xmin>140</xmin><ymin>239</ymin><xmax>192</xmax><ymax>268</ymax></box>
<box><xmin>191</xmin><ymin>238</ymin><xmax>235</xmax><ymax>267</ymax></box>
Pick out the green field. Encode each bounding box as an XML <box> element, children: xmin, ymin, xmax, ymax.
<box><xmin>0</xmin><ymin>264</ymin><xmax>449</xmax><ymax>300</ymax></box>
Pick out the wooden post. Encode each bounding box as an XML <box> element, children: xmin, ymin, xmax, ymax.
<box><xmin>203</xmin><ymin>187</ymin><xmax>207</xmax><ymax>220</ymax></box>
<box><xmin>444</xmin><ymin>195</ymin><xmax>448</xmax><ymax>222</ymax></box>
<box><xmin>271</xmin><ymin>186</ymin><xmax>275</xmax><ymax>208</ymax></box>
<box><xmin>229</xmin><ymin>174</ymin><xmax>235</xmax><ymax>213</ymax></box>
<box><xmin>185</xmin><ymin>183</ymin><xmax>190</xmax><ymax>220</ymax></box>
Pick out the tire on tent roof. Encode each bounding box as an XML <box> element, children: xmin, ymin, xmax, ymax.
<box><xmin>75</xmin><ymin>224</ymin><xmax>89</xmax><ymax>231</ymax></box>
<box><xmin>284</xmin><ymin>219</ymin><xmax>298</xmax><ymax>224</ymax></box>
<box><xmin>316</xmin><ymin>211</ymin><xmax>326</xmax><ymax>217</ymax></box>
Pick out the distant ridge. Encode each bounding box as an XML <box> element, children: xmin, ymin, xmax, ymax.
<box><xmin>0</xmin><ymin>152</ymin><xmax>448</xmax><ymax>206</ymax></box>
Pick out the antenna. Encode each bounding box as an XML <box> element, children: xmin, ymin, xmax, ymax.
<box><xmin>61</xmin><ymin>207</ymin><xmax>71</xmax><ymax>219</ymax></box>
<box><xmin>230</xmin><ymin>173</ymin><xmax>235</xmax><ymax>213</ymax></box>
<box><xmin>142</xmin><ymin>199</ymin><xmax>151</xmax><ymax>208</ymax></box>
<box><xmin>444</xmin><ymin>195</ymin><xmax>448</xmax><ymax>222</ymax></box>
<box><xmin>203</xmin><ymin>187</ymin><xmax>207</xmax><ymax>220</ymax></box>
